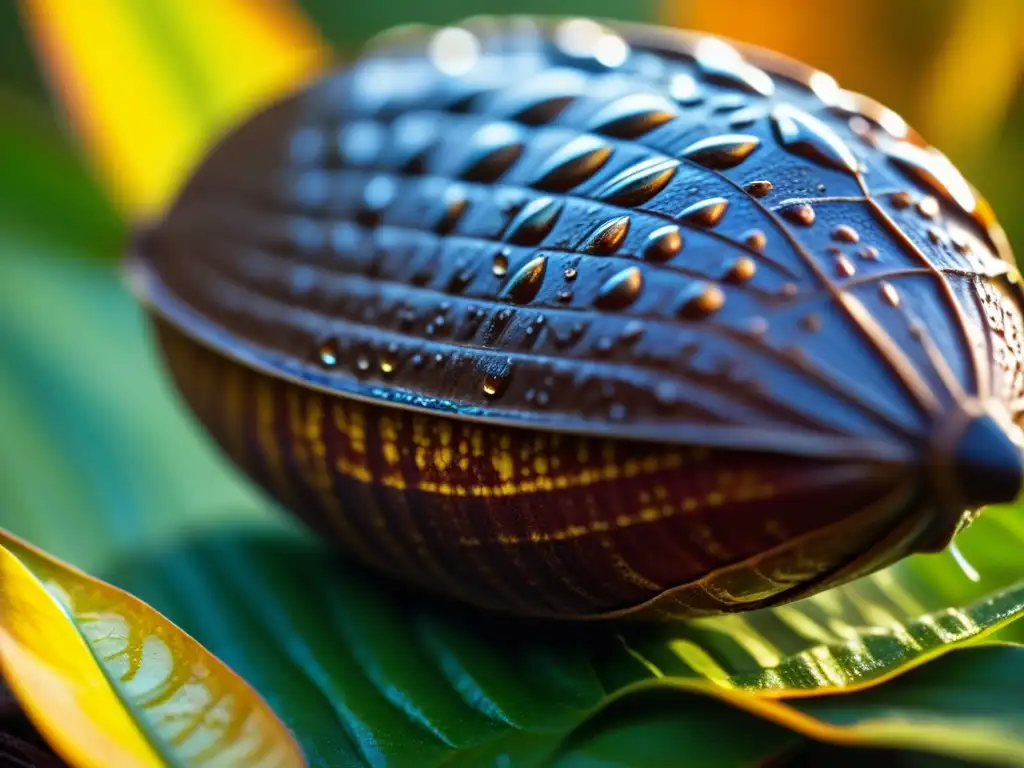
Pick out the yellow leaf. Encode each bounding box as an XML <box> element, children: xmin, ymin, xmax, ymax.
<box><xmin>19</xmin><ymin>0</ymin><xmax>330</xmax><ymax>220</ymax></box>
<box><xmin>0</xmin><ymin>528</ymin><xmax>306</xmax><ymax>768</ymax></box>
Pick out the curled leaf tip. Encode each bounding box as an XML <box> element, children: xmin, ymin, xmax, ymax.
<box><xmin>0</xmin><ymin>528</ymin><xmax>306</xmax><ymax>768</ymax></box>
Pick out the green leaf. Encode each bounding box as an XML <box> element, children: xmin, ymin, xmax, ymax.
<box><xmin>791</xmin><ymin>644</ymin><xmax>1024</xmax><ymax>766</ymax></box>
<box><xmin>568</xmin><ymin>644</ymin><xmax>1024</xmax><ymax>767</ymax></box>
<box><xmin>2</xmin><ymin>246</ymin><xmax>1024</xmax><ymax>767</ymax></box>
<box><xmin>0</xmin><ymin>88</ymin><xmax>122</xmax><ymax>257</ymax></box>
<box><xmin>106</xmin><ymin>528</ymin><xmax>806</xmax><ymax>767</ymax></box>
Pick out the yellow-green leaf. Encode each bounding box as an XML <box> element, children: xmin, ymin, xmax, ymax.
<box><xmin>0</xmin><ymin>527</ymin><xmax>306</xmax><ymax>768</ymax></box>
<box><xmin>573</xmin><ymin>644</ymin><xmax>1024</xmax><ymax>767</ymax></box>
<box><xmin>19</xmin><ymin>0</ymin><xmax>329</xmax><ymax>219</ymax></box>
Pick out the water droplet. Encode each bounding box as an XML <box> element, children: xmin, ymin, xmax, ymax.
<box><xmin>848</xmin><ymin>116</ymin><xmax>874</xmax><ymax>141</ymax></box>
<box><xmin>654</xmin><ymin>380</ymin><xmax>680</xmax><ymax>407</ymax></box>
<box><xmin>679</xmin><ymin>197</ymin><xmax>729</xmax><ymax>228</ymax></box>
<box><xmin>493</xmin><ymin>248</ymin><xmax>510</xmax><ymax>277</ymax></box>
<box><xmin>557</xmin><ymin>289</ymin><xmax>573</xmax><ymax>303</ymax></box>
<box><xmin>608</xmin><ymin>403</ymin><xmax>627</xmax><ymax>421</ymax></box>
<box><xmin>411</xmin><ymin>353</ymin><xmax>425</xmax><ymax>369</ymax></box>
<box><xmin>644</xmin><ymin>225</ymin><xmax>683</xmax><ymax>262</ymax></box>
<box><xmin>428</xmin><ymin>26</ymin><xmax>480</xmax><ymax>76</ymax></box>
<box><xmin>555</xmin><ymin>18</ymin><xmax>609</xmax><ymax>58</ymax></box>
<box><xmin>779</xmin><ymin>282</ymin><xmax>799</xmax><ymax>300</ymax></box>
<box><xmin>800</xmin><ymin>314</ymin><xmax>822</xmax><ymax>333</ymax></box>
<box><xmin>435</xmin><ymin>185</ymin><xmax>469</xmax><ymax>234</ymax></box>
<box><xmin>532</xmin><ymin>135</ymin><xmax>613</xmax><ymax>192</ymax></box>
<box><xmin>890</xmin><ymin>191</ymin><xmax>913</xmax><ymax>210</ymax></box>
<box><xmin>318</xmin><ymin>339</ymin><xmax>339</xmax><ymax>367</ymax></box>
<box><xmin>950</xmin><ymin>230</ymin><xmax>972</xmax><ymax>255</ymax></box>
<box><xmin>460</xmin><ymin>123</ymin><xmax>524</xmax><ymax>183</ymax></box>
<box><xmin>596</xmin><ymin>157</ymin><xmax>679</xmax><ymax>207</ymax></box>
<box><xmin>338</xmin><ymin>120</ymin><xmax>385</xmax><ymax>167</ymax></box>
<box><xmin>579</xmin><ymin>216</ymin><xmax>631</xmax><ymax>255</ymax></box>
<box><xmin>725</xmin><ymin>256</ymin><xmax>757</xmax><ymax>283</ymax></box>
<box><xmin>482</xmin><ymin>360</ymin><xmax>513</xmax><ymax>399</ymax></box>
<box><xmin>949</xmin><ymin>542</ymin><xmax>981</xmax><ymax>582</ymax></box>
<box><xmin>771</xmin><ymin>104</ymin><xmax>859</xmax><ymax>175</ymax></box>
<box><xmin>712</xmin><ymin>94</ymin><xmax>747</xmax><ymax>113</ymax></box>
<box><xmin>502</xmin><ymin>255</ymin><xmax>548</xmax><ymax>304</ymax></box>
<box><xmin>832</xmin><ymin>225</ymin><xmax>860</xmax><ymax>244</ymax></box>
<box><xmin>356</xmin><ymin>354</ymin><xmax>371</xmax><ymax>372</ymax></box>
<box><xmin>535</xmin><ymin>390</ymin><xmax>551</xmax><ymax>407</ymax></box>
<box><xmin>669</xmin><ymin>72</ymin><xmax>702</xmax><ymax>105</ymax></box>
<box><xmin>695</xmin><ymin>37</ymin><xmax>774</xmax><ymax>96</ymax></box>
<box><xmin>595</xmin><ymin>266</ymin><xmax>644</xmax><ymax>310</ymax></box>
<box><xmin>728</xmin><ymin>106</ymin><xmax>766</xmax><ymax>128</ymax></box>
<box><xmin>504</xmin><ymin>197</ymin><xmax>563</xmax><ymax>245</ymax></box>
<box><xmin>835</xmin><ymin>255</ymin><xmax>856</xmax><ymax>277</ymax></box>
<box><xmin>677</xmin><ymin>283</ymin><xmax>725</xmax><ymax>319</ymax></box>
<box><xmin>928</xmin><ymin>226</ymin><xmax>948</xmax><ymax>245</ymax></box>
<box><xmin>744</xmin><ymin>230</ymin><xmax>767</xmax><ymax>251</ymax></box>
<box><xmin>391</xmin><ymin>114</ymin><xmax>436</xmax><ymax>174</ymax></box>
<box><xmin>744</xmin><ymin>180</ymin><xmax>773</xmax><ymax>198</ymax></box>
<box><xmin>747</xmin><ymin>317</ymin><xmax>769</xmax><ymax>336</ymax></box>
<box><xmin>885</xmin><ymin>142</ymin><xmax>976</xmax><ymax>214</ymax></box>
<box><xmin>880</xmin><ymin>281</ymin><xmax>901</xmax><ymax>307</ymax></box>
<box><xmin>780</xmin><ymin>202</ymin><xmax>816</xmax><ymax>226</ymax></box>
<box><xmin>595</xmin><ymin>336</ymin><xmax>615</xmax><ymax>356</ymax></box>
<box><xmin>620</xmin><ymin>320</ymin><xmax>645</xmax><ymax>343</ymax></box>
<box><xmin>681</xmin><ymin>134</ymin><xmax>761</xmax><ymax>170</ymax></box>
<box><xmin>563</xmin><ymin>267</ymin><xmax>578</xmax><ymax>281</ymax></box>
<box><xmin>917</xmin><ymin>196</ymin><xmax>940</xmax><ymax>219</ymax></box>
<box><xmin>594</xmin><ymin>33</ymin><xmax>630</xmax><ymax>68</ymax></box>
<box><xmin>380</xmin><ymin>344</ymin><xmax>398</xmax><ymax>375</ymax></box>
<box><xmin>859</xmin><ymin>245</ymin><xmax>880</xmax><ymax>261</ymax></box>
<box><xmin>497</xmin><ymin>68</ymin><xmax>585</xmax><ymax>124</ymax></box>
<box><xmin>588</xmin><ymin>93</ymin><xmax>678</xmax><ymax>138</ymax></box>
<box><xmin>358</xmin><ymin>175</ymin><xmax>397</xmax><ymax>226</ymax></box>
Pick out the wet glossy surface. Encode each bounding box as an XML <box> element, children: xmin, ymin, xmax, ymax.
<box><xmin>132</xmin><ymin>17</ymin><xmax>1024</xmax><ymax>486</ymax></box>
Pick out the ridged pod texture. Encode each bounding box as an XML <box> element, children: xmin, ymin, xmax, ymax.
<box><xmin>131</xmin><ymin>18</ymin><xmax>1024</xmax><ymax>618</ymax></box>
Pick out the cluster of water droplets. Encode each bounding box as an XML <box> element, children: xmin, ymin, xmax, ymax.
<box><xmin>294</xmin><ymin>16</ymin><xmax>1005</xmax><ymax>420</ymax></box>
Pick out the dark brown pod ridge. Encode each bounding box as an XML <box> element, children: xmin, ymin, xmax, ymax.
<box><xmin>128</xmin><ymin>18</ymin><xmax>1024</xmax><ymax>620</ymax></box>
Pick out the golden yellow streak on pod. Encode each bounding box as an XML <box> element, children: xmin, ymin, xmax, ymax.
<box><xmin>0</xmin><ymin>528</ymin><xmax>306</xmax><ymax>768</ymax></box>
<box><xmin>19</xmin><ymin>0</ymin><xmax>330</xmax><ymax>219</ymax></box>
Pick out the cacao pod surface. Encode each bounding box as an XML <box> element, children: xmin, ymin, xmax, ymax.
<box><xmin>129</xmin><ymin>18</ymin><xmax>1024</xmax><ymax>619</ymax></box>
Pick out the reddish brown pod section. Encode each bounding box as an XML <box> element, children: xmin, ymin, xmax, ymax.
<box><xmin>129</xmin><ymin>18</ymin><xmax>1024</xmax><ymax>619</ymax></box>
